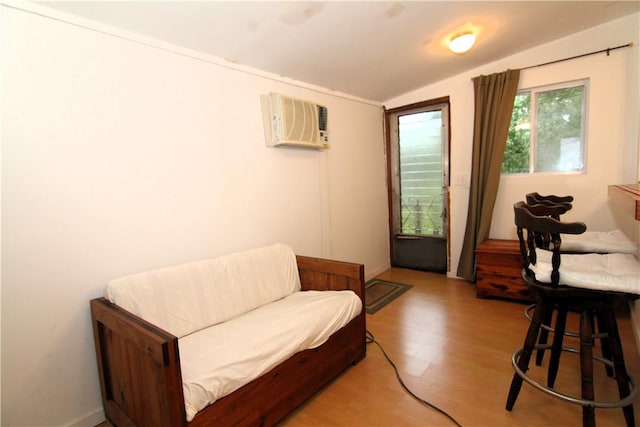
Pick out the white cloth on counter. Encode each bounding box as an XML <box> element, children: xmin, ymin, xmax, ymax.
<box><xmin>561</xmin><ymin>229</ymin><xmax>637</xmax><ymax>254</ymax></box>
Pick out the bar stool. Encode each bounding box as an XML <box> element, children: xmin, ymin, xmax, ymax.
<box><xmin>521</xmin><ymin>199</ymin><xmax>577</xmax><ymax>368</ymax></box>
<box><xmin>522</xmin><ymin>194</ymin><xmax>638</xmax><ymax>370</ymax></box>
<box><xmin>505</xmin><ymin>201</ymin><xmax>639</xmax><ymax>427</ymax></box>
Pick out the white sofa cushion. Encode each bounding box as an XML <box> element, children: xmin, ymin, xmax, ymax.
<box><xmin>104</xmin><ymin>243</ymin><xmax>301</xmax><ymax>337</ymax></box>
<box><xmin>179</xmin><ymin>289</ymin><xmax>362</xmax><ymax>422</ymax></box>
<box><xmin>531</xmin><ymin>250</ymin><xmax>640</xmax><ymax>295</ymax></box>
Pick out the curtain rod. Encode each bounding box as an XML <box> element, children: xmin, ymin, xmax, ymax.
<box><xmin>522</xmin><ymin>42</ymin><xmax>633</xmax><ymax>70</ymax></box>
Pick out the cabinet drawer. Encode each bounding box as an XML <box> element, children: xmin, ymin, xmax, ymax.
<box><xmin>476</xmin><ymin>274</ymin><xmax>535</xmax><ymax>300</ymax></box>
<box><xmin>475</xmin><ymin>239</ymin><xmax>535</xmax><ymax>302</ymax></box>
<box><xmin>476</xmin><ymin>263</ymin><xmax>521</xmax><ymax>278</ymax></box>
<box><xmin>476</xmin><ymin>252</ymin><xmax>522</xmax><ymax>269</ymax></box>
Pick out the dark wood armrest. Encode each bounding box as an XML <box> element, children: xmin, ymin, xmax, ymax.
<box><xmin>91</xmin><ymin>298</ymin><xmax>186</xmax><ymax>426</ymax></box>
<box><xmin>524</xmin><ymin>202</ymin><xmax>572</xmax><ymax>218</ymax></box>
<box><xmin>296</xmin><ymin>255</ymin><xmax>365</xmax><ymax>301</ymax></box>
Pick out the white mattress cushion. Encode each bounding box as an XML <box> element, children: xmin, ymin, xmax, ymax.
<box><xmin>561</xmin><ymin>229</ymin><xmax>638</xmax><ymax>254</ymax></box>
<box><xmin>179</xmin><ymin>289</ymin><xmax>362</xmax><ymax>422</ymax></box>
<box><xmin>104</xmin><ymin>243</ymin><xmax>301</xmax><ymax>337</ymax></box>
<box><xmin>531</xmin><ymin>250</ymin><xmax>640</xmax><ymax>295</ymax></box>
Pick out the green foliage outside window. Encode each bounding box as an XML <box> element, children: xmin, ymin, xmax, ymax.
<box><xmin>502</xmin><ymin>93</ymin><xmax>531</xmax><ymax>174</ymax></box>
<box><xmin>502</xmin><ymin>82</ymin><xmax>585</xmax><ymax>174</ymax></box>
<box><xmin>535</xmin><ymin>86</ymin><xmax>584</xmax><ymax>172</ymax></box>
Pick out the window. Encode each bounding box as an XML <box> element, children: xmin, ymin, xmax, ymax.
<box><xmin>502</xmin><ymin>80</ymin><xmax>587</xmax><ymax>174</ymax></box>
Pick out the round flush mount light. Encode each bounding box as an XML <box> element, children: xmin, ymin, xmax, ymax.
<box><xmin>449</xmin><ymin>31</ymin><xmax>476</xmax><ymax>54</ymax></box>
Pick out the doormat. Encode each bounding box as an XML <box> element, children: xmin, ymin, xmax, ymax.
<box><xmin>365</xmin><ymin>279</ymin><xmax>413</xmax><ymax>314</ymax></box>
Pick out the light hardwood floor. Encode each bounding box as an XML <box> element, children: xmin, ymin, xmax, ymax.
<box><xmin>97</xmin><ymin>268</ymin><xmax>640</xmax><ymax>426</ymax></box>
<box><xmin>279</xmin><ymin>268</ymin><xmax>640</xmax><ymax>427</ymax></box>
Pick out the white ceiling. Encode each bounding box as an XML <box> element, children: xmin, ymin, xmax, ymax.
<box><xmin>37</xmin><ymin>1</ymin><xmax>640</xmax><ymax>102</ymax></box>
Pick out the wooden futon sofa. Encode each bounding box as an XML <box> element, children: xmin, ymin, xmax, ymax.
<box><xmin>90</xmin><ymin>244</ymin><xmax>366</xmax><ymax>426</ymax></box>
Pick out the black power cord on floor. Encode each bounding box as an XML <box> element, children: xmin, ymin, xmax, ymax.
<box><xmin>366</xmin><ymin>330</ymin><xmax>463</xmax><ymax>427</ymax></box>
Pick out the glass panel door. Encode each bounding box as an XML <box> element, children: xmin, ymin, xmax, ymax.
<box><xmin>388</xmin><ymin>101</ymin><xmax>449</xmax><ymax>272</ymax></box>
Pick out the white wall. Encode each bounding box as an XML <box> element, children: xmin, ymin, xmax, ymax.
<box><xmin>385</xmin><ymin>13</ymin><xmax>640</xmax><ymax>278</ymax></box>
<box><xmin>1</xmin><ymin>4</ymin><xmax>389</xmax><ymax>426</ymax></box>
<box><xmin>632</xmin><ymin>10</ymin><xmax>640</xmax><ymax>356</ymax></box>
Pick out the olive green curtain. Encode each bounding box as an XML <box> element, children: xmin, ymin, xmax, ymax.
<box><xmin>457</xmin><ymin>69</ymin><xmax>520</xmax><ymax>282</ymax></box>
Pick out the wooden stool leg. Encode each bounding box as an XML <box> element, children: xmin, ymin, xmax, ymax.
<box><xmin>506</xmin><ymin>297</ymin><xmax>549</xmax><ymax>411</ymax></box>
<box><xmin>601</xmin><ymin>309</ymin><xmax>635</xmax><ymax>427</ymax></box>
<box><xmin>596</xmin><ymin>312</ymin><xmax>614</xmax><ymax>377</ymax></box>
<box><xmin>536</xmin><ymin>303</ymin><xmax>555</xmax><ymax>366</ymax></box>
<box><xmin>580</xmin><ymin>308</ymin><xmax>596</xmax><ymax>427</ymax></box>
<box><xmin>548</xmin><ymin>304</ymin><xmax>568</xmax><ymax>388</ymax></box>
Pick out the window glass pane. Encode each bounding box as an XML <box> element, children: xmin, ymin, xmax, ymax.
<box><xmin>398</xmin><ymin>111</ymin><xmax>444</xmax><ymax>236</ymax></box>
<box><xmin>535</xmin><ymin>86</ymin><xmax>585</xmax><ymax>172</ymax></box>
<box><xmin>502</xmin><ymin>93</ymin><xmax>531</xmax><ymax>174</ymax></box>
<box><xmin>502</xmin><ymin>82</ymin><xmax>586</xmax><ymax>175</ymax></box>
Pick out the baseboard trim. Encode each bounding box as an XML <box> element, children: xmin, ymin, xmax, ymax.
<box><xmin>365</xmin><ymin>261</ymin><xmax>391</xmax><ymax>281</ymax></box>
<box><xmin>66</xmin><ymin>408</ymin><xmax>105</xmax><ymax>427</ymax></box>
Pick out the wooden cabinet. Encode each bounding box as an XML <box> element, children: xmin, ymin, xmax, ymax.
<box><xmin>475</xmin><ymin>239</ymin><xmax>536</xmax><ymax>301</ymax></box>
<box><xmin>608</xmin><ymin>183</ymin><xmax>640</xmax><ymax>221</ymax></box>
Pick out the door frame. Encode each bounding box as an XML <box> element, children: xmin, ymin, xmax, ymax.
<box><xmin>384</xmin><ymin>96</ymin><xmax>451</xmax><ymax>271</ymax></box>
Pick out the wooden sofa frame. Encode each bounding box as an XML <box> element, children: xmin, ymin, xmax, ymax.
<box><xmin>91</xmin><ymin>255</ymin><xmax>366</xmax><ymax>426</ymax></box>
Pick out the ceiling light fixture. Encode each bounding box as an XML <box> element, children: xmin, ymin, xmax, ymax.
<box><xmin>449</xmin><ymin>31</ymin><xmax>476</xmax><ymax>54</ymax></box>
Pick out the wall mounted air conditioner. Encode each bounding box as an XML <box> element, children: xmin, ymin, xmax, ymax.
<box><xmin>261</xmin><ymin>93</ymin><xmax>329</xmax><ymax>149</ymax></box>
